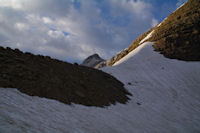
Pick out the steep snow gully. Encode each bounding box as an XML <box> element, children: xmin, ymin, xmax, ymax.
<box><xmin>1</xmin><ymin>41</ymin><xmax>200</xmax><ymax>133</ymax></box>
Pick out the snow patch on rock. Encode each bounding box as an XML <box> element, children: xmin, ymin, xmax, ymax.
<box><xmin>139</xmin><ymin>30</ymin><xmax>154</xmax><ymax>44</ymax></box>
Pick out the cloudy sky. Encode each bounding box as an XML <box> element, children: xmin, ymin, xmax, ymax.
<box><xmin>0</xmin><ymin>0</ymin><xmax>186</xmax><ymax>63</ymax></box>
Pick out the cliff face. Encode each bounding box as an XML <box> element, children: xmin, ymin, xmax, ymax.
<box><xmin>96</xmin><ymin>0</ymin><xmax>200</xmax><ymax>68</ymax></box>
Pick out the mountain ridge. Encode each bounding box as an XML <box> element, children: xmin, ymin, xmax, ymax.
<box><xmin>96</xmin><ymin>0</ymin><xmax>200</xmax><ymax>68</ymax></box>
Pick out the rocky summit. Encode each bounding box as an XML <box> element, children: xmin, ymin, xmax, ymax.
<box><xmin>81</xmin><ymin>53</ymin><xmax>105</xmax><ymax>68</ymax></box>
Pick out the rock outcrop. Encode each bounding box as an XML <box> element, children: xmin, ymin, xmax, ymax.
<box><xmin>81</xmin><ymin>54</ymin><xmax>105</xmax><ymax>68</ymax></box>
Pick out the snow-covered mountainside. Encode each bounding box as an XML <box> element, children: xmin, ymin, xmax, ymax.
<box><xmin>1</xmin><ymin>0</ymin><xmax>200</xmax><ymax>132</ymax></box>
<box><xmin>1</xmin><ymin>42</ymin><xmax>200</xmax><ymax>133</ymax></box>
<box><xmin>96</xmin><ymin>0</ymin><xmax>200</xmax><ymax>68</ymax></box>
<box><xmin>81</xmin><ymin>54</ymin><xmax>105</xmax><ymax>67</ymax></box>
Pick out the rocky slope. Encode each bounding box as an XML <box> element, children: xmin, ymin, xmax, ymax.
<box><xmin>81</xmin><ymin>53</ymin><xmax>105</xmax><ymax>67</ymax></box>
<box><xmin>0</xmin><ymin>46</ymin><xmax>131</xmax><ymax>107</ymax></box>
<box><xmin>96</xmin><ymin>0</ymin><xmax>200</xmax><ymax>68</ymax></box>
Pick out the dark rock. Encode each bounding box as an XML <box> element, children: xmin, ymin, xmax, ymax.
<box><xmin>0</xmin><ymin>46</ymin><xmax>132</xmax><ymax>107</ymax></box>
<box><xmin>81</xmin><ymin>53</ymin><xmax>105</xmax><ymax>68</ymax></box>
<box><xmin>73</xmin><ymin>62</ymin><xmax>79</xmax><ymax>66</ymax></box>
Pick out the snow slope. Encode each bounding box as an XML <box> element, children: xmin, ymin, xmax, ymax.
<box><xmin>1</xmin><ymin>42</ymin><xmax>200</xmax><ymax>133</ymax></box>
<box><xmin>139</xmin><ymin>30</ymin><xmax>155</xmax><ymax>44</ymax></box>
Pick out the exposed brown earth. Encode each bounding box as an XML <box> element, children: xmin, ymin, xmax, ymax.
<box><xmin>152</xmin><ymin>0</ymin><xmax>200</xmax><ymax>61</ymax></box>
<box><xmin>0</xmin><ymin>46</ymin><xmax>132</xmax><ymax>107</ymax></box>
<box><xmin>96</xmin><ymin>0</ymin><xmax>200</xmax><ymax>68</ymax></box>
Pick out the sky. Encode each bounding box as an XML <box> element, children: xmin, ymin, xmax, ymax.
<box><xmin>0</xmin><ymin>0</ymin><xmax>186</xmax><ymax>63</ymax></box>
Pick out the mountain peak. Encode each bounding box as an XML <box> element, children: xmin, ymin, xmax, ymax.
<box><xmin>81</xmin><ymin>53</ymin><xmax>105</xmax><ymax>67</ymax></box>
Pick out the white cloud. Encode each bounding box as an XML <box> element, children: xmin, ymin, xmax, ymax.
<box><xmin>151</xmin><ymin>18</ymin><xmax>159</xmax><ymax>27</ymax></box>
<box><xmin>47</xmin><ymin>30</ymin><xmax>64</xmax><ymax>39</ymax></box>
<box><xmin>0</xmin><ymin>0</ymin><xmax>156</xmax><ymax>62</ymax></box>
<box><xmin>42</xmin><ymin>17</ymin><xmax>53</xmax><ymax>24</ymax></box>
<box><xmin>0</xmin><ymin>0</ymin><xmax>22</xmax><ymax>9</ymax></box>
<box><xmin>108</xmin><ymin>0</ymin><xmax>152</xmax><ymax>20</ymax></box>
<box><xmin>14</xmin><ymin>22</ymin><xmax>29</xmax><ymax>31</ymax></box>
<box><xmin>26</xmin><ymin>14</ymin><xmax>43</xmax><ymax>24</ymax></box>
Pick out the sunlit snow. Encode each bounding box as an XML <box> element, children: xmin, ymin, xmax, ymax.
<box><xmin>139</xmin><ymin>30</ymin><xmax>155</xmax><ymax>45</ymax></box>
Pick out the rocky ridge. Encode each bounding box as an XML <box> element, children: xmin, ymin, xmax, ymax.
<box><xmin>96</xmin><ymin>0</ymin><xmax>200</xmax><ymax>68</ymax></box>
